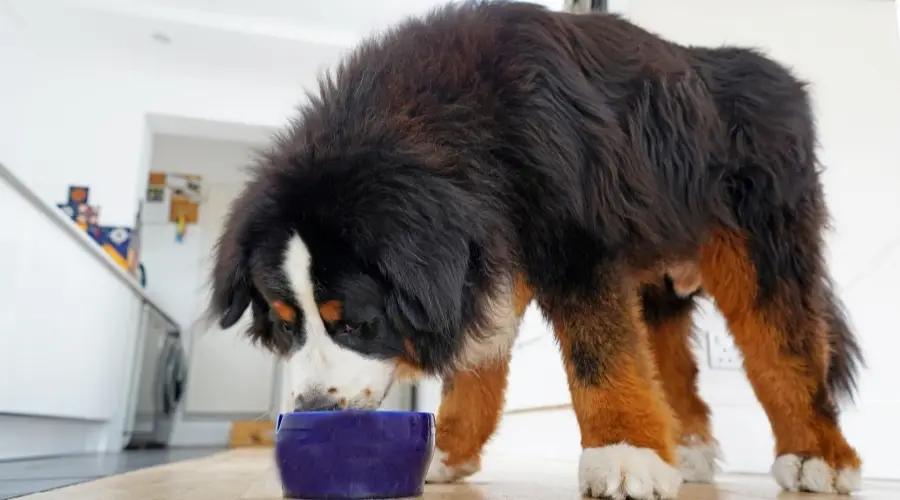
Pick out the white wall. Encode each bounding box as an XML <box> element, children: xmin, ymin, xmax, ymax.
<box><xmin>2</xmin><ymin>40</ymin><xmax>312</xmax><ymax>227</ymax></box>
<box><xmin>138</xmin><ymin>134</ymin><xmax>257</xmax><ymax>334</ymax></box>
<box><xmin>0</xmin><ymin>19</ymin><xmax>330</xmax><ymax>458</ymax></box>
<box><xmin>134</xmin><ymin>135</ymin><xmax>284</xmax><ymax>447</ymax></box>
<box><xmin>0</xmin><ymin>3</ymin><xmax>23</xmax><ymax>167</ymax></box>
<box><xmin>420</xmin><ymin>0</ymin><xmax>900</xmax><ymax>481</ymax></box>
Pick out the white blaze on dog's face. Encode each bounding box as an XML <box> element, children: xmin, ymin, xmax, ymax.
<box><xmin>281</xmin><ymin>235</ymin><xmax>397</xmax><ymax>411</ymax></box>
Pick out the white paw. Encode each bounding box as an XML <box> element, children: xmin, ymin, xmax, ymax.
<box><xmin>425</xmin><ymin>448</ymin><xmax>480</xmax><ymax>484</ymax></box>
<box><xmin>772</xmin><ymin>454</ymin><xmax>861</xmax><ymax>494</ymax></box>
<box><xmin>579</xmin><ymin>444</ymin><xmax>682</xmax><ymax>499</ymax></box>
<box><xmin>677</xmin><ymin>436</ymin><xmax>720</xmax><ymax>483</ymax></box>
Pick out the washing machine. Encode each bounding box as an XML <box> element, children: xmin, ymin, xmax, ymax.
<box><xmin>126</xmin><ymin>304</ymin><xmax>189</xmax><ymax>449</ymax></box>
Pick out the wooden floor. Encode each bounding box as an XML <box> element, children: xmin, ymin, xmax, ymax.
<box><xmin>16</xmin><ymin>449</ymin><xmax>900</xmax><ymax>499</ymax></box>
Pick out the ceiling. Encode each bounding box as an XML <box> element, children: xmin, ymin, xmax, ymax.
<box><xmin>147</xmin><ymin>115</ymin><xmax>277</xmax><ymax>146</ymax></box>
<box><xmin>150</xmin><ymin>133</ymin><xmax>259</xmax><ymax>184</ymax></box>
<box><xmin>2</xmin><ymin>0</ymin><xmax>565</xmax><ymax>81</ymax></box>
<box><xmin>1</xmin><ymin>0</ymin><xmax>566</xmax><ymax>144</ymax></box>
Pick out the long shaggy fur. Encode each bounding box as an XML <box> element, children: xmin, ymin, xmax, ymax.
<box><xmin>208</xmin><ymin>0</ymin><xmax>862</xmax><ymax>451</ymax></box>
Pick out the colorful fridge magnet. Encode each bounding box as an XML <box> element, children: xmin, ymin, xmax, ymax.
<box><xmin>175</xmin><ymin>214</ymin><xmax>187</xmax><ymax>243</ymax></box>
<box><xmin>100</xmin><ymin>226</ymin><xmax>133</xmax><ymax>270</ymax></box>
<box><xmin>57</xmin><ymin>203</ymin><xmax>76</xmax><ymax>221</ymax></box>
<box><xmin>67</xmin><ymin>186</ymin><xmax>90</xmax><ymax>206</ymax></box>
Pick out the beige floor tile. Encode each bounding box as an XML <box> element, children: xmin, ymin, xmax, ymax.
<box><xmin>18</xmin><ymin>449</ymin><xmax>900</xmax><ymax>500</ymax></box>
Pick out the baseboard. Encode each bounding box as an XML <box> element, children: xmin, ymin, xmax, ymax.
<box><xmin>169</xmin><ymin>416</ymin><xmax>250</xmax><ymax>448</ymax></box>
<box><xmin>487</xmin><ymin>400</ymin><xmax>900</xmax><ymax>480</ymax></box>
<box><xmin>0</xmin><ymin>413</ymin><xmax>106</xmax><ymax>461</ymax></box>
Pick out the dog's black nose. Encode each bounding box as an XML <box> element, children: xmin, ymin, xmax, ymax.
<box><xmin>294</xmin><ymin>391</ymin><xmax>341</xmax><ymax>411</ymax></box>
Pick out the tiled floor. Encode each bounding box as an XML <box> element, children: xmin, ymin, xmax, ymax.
<box><xmin>12</xmin><ymin>449</ymin><xmax>900</xmax><ymax>500</ymax></box>
<box><xmin>0</xmin><ymin>448</ymin><xmax>221</xmax><ymax>499</ymax></box>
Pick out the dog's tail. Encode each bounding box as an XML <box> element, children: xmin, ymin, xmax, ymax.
<box><xmin>822</xmin><ymin>278</ymin><xmax>864</xmax><ymax>404</ymax></box>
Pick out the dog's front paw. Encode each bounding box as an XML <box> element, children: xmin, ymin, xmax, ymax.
<box><xmin>425</xmin><ymin>448</ymin><xmax>480</xmax><ymax>484</ymax></box>
<box><xmin>579</xmin><ymin>444</ymin><xmax>682</xmax><ymax>499</ymax></box>
<box><xmin>772</xmin><ymin>454</ymin><xmax>861</xmax><ymax>495</ymax></box>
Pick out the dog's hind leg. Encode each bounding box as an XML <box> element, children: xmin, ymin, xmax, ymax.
<box><xmin>699</xmin><ymin>228</ymin><xmax>862</xmax><ymax>494</ymax></box>
<box><xmin>641</xmin><ymin>279</ymin><xmax>720</xmax><ymax>483</ymax></box>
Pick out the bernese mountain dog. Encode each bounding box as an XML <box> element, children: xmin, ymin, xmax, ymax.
<box><xmin>207</xmin><ymin>1</ymin><xmax>863</xmax><ymax>497</ymax></box>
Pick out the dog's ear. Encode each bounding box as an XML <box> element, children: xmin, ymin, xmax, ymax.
<box><xmin>380</xmin><ymin>230</ymin><xmax>470</xmax><ymax>337</ymax></box>
<box><xmin>207</xmin><ymin>172</ymin><xmax>301</xmax><ymax>357</ymax></box>
<box><xmin>219</xmin><ymin>286</ymin><xmax>252</xmax><ymax>329</ymax></box>
<box><xmin>209</xmin><ymin>219</ymin><xmax>255</xmax><ymax>330</ymax></box>
<box><xmin>342</xmin><ymin>168</ymin><xmax>476</xmax><ymax>338</ymax></box>
<box><xmin>208</xmin><ymin>175</ymin><xmax>275</xmax><ymax>330</ymax></box>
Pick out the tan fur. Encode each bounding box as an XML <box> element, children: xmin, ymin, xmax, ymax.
<box><xmin>435</xmin><ymin>233</ymin><xmax>861</xmax><ymax>476</ymax></box>
<box><xmin>551</xmin><ymin>292</ymin><xmax>677</xmax><ymax>464</ymax></box>
<box><xmin>271</xmin><ymin>300</ymin><xmax>295</xmax><ymax>322</ymax></box>
<box><xmin>698</xmin><ymin>229</ymin><xmax>860</xmax><ymax>469</ymax></box>
<box><xmin>318</xmin><ymin>300</ymin><xmax>342</xmax><ymax>324</ymax></box>
<box><xmin>646</xmin><ymin>308</ymin><xmax>712</xmax><ymax>445</ymax></box>
<box><xmin>432</xmin><ymin>274</ymin><xmax>533</xmax><ymax>468</ymax></box>
<box><xmin>667</xmin><ymin>261</ymin><xmax>704</xmax><ymax>297</ymax></box>
<box><xmin>436</xmin><ymin>359</ymin><xmax>511</xmax><ymax>468</ymax></box>
<box><xmin>395</xmin><ymin>339</ymin><xmax>426</xmax><ymax>382</ymax></box>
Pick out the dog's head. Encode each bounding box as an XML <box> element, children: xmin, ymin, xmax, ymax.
<box><xmin>207</xmin><ymin>141</ymin><xmax>494</xmax><ymax>411</ymax></box>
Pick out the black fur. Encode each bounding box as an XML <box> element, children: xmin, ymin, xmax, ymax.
<box><xmin>639</xmin><ymin>277</ymin><xmax>700</xmax><ymax>328</ymax></box>
<box><xmin>822</xmin><ymin>277</ymin><xmax>864</xmax><ymax>402</ymax></box>
<box><xmin>208</xmin><ymin>1</ymin><xmax>862</xmax><ymax>400</ymax></box>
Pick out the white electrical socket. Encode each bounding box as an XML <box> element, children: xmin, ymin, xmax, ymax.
<box><xmin>707</xmin><ymin>330</ymin><xmax>743</xmax><ymax>370</ymax></box>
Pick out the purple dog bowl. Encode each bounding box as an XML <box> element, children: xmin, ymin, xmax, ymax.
<box><xmin>275</xmin><ymin>411</ymin><xmax>435</xmax><ymax>499</ymax></box>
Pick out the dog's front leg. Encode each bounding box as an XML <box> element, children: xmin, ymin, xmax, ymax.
<box><xmin>545</xmin><ymin>277</ymin><xmax>682</xmax><ymax>500</ymax></box>
<box><xmin>425</xmin><ymin>359</ymin><xmax>511</xmax><ymax>483</ymax></box>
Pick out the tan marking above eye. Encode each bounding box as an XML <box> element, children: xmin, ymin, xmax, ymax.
<box><xmin>319</xmin><ymin>300</ymin><xmax>343</xmax><ymax>323</ymax></box>
<box><xmin>271</xmin><ymin>300</ymin><xmax>296</xmax><ymax>322</ymax></box>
